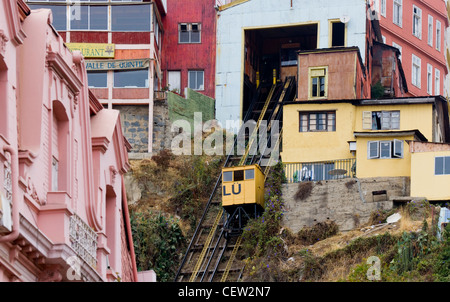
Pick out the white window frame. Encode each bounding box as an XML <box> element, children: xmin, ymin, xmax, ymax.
<box><xmin>393</xmin><ymin>0</ymin><xmax>402</xmax><ymax>27</ymax></box>
<box><xmin>427</xmin><ymin>15</ymin><xmax>433</xmax><ymax>46</ymax></box>
<box><xmin>411</xmin><ymin>54</ymin><xmax>421</xmax><ymax>88</ymax></box>
<box><xmin>427</xmin><ymin>64</ymin><xmax>433</xmax><ymax>95</ymax></box>
<box><xmin>393</xmin><ymin>139</ymin><xmax>403</xmax><ymax>158</ymax></box>
<box><xmin>368</xmin><ymin>141</ymin><xmax>380</xmax><ymax>159</ymax></box>
<box><xmin>178</xmin><ymin>23</ymin><xmax>202</xmax><ymax>44</ymax></box>
<box><xmin>412</xmin><ymin>5</ymin><xmax>422</xmax><ymax>39</ymax></box>
<box><xmin>436</xmin><ymin>20</ymin><xmax>441</xmax><ymax>51</ymax></box>
<box><xmin>380</xmin><ymin>141</ymin><xmax>392</xmax><ymax>159</ymax></box>
<box><xmin>368</xmin><ymin>140</ymin><xmax>403</xmax><ymax>159</ymax></box>
<box><xmin>188</xmin><ymin>70</ymin><xmax>204</xmax><ymax>91</ymax></box>
<box><xmin>380</xmin><ymin>0</ymin><xmax>386</xmax><ymax>17</ymax></box>
<box><xmin>435</xmin><ymin>68</ymin><xmax>440</xmax><ymax>95</ymax></box>
<box><xmin>392</xmin><ymin>42</ymin><xmax>402</xmax><ymax>61</ymax></box>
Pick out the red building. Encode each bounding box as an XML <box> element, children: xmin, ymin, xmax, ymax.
<box><xmin>161</xmin><ymin>0</ymin><xmax>216</xmax><ymax>99</ymax></box>
<box><xmin>26</xmin><ymin>0</ymin><xmax>167</xmax><ymax>155</ymax></box>
<box><xmin>374</xmin><ymin>0</ymin><xmax>448</xmax><ymax>97</ymax></box>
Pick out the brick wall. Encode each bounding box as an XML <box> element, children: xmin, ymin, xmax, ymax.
<box><xmin>282</xmin><ymin>177</ymin><xmax>410</xmax><ymax>232</ymax></box>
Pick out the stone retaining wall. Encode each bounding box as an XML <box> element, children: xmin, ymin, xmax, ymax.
<box><xmin>282</xmin><ymin>177</ymin><xmax>410</xmax><ymax>232</ymax></box>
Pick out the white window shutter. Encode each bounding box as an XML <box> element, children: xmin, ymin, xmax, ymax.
<box><xmin>368</xmin><ymin>141</ymin><xmax>380</xmax><ymax>159</ymax></box>
<box><xmin>362</xmin><ymin>111</ymin><xmax>372</xmax><ymax>130</ymax></box>
<box><xmin>391</xmin><ymin>111</ymin><xmax>400</xmax><ymax>129</ymax></box>
<box><xmin>381</xmin><ymin>111</ymin><xmax>391</xmax><ymax>129</ymax></box>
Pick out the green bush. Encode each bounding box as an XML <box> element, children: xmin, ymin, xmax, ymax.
<box><xmin>371</xmin><ymin>81</ymin><xmax>384</xmax><ymax>99</ymax></box>
<box><xmin>130</xmin><ymin>211</ymin><xmax>186</xmax><ymax>282</ymax></box>
<box><xmin>241</xmin><ymin>162</ymin><xmax>286</xmax><ymax>280</ymax></box>
<box><xmin>433</xmin><ymin>223</ymin><xmax>450</xmax><ymax>281</ymax></box>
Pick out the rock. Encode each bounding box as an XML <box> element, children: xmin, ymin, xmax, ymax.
<box><xmin>386</xmin><ymin>213</ymin><xmax>401</xmax><ymax>224</ymax></box>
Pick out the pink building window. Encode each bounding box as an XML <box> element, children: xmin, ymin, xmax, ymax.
<box><xmin>0</xmin><ymin>64</ymin><xmax>7</xmax><ymax>138</ymax></box>
<box><xmin>51</xmin><ymin>101</ymin><xmax>70</xmax><ymax>192</ymax></box>
<box><xmin>436</xmin><ymin>20</ymin><xmax>441</xmax><ymax>51</ymax></box>
<box><xmin>393</xmin><ymin>0</ymin><xmax>402</xmax><ymax>27</ymax></box>
<box><xmin>105</xmin><ymin>186</ymin><xmax>118</xmax><ymax>270</ymax></box>
<box><xmin>412</xmin><ymin>6</ymin><xmax>422</xmax><ymax>39</ymax></box>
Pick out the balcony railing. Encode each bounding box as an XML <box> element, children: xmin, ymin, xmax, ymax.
<box><xmin>284</xmin><ymin>158</ymin><xmax>356</xmax><ymax>184</ymax></box>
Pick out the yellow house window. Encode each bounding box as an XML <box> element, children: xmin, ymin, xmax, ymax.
<box><xmin>362</xmin><ymin>111</ymin><xmax>400</xmax><ymax>130</ymax></box>
<box><xmin>435</xmin><ymin>156</ymin><xmax>450</xmax><ymax>175</ymax></box>
<box><xmin>368</xmin><ymin>139</ymin><xmax>403</xmax><ymax>159</ymax></box>
<box><xmin>309</xmin><ymin>67</ymin><xmax>328</xmax><ymax>99</ymax></box>
<box><xmin>299</xmin><ymin>111</ymin><xmax>336</xmax><ymax>132</ymax></box>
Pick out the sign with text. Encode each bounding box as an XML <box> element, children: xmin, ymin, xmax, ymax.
<box><xmin>85</xmin><ymin>58</ymin><xmax>151</xmax><ymax>71</ymax></box>
<box><xmin>66</xmin><ymin>43</ymin><xmax>115</xmax><ymax>58</ymax></box>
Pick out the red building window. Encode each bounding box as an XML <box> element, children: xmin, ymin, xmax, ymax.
<box><xmin>179</xmin><ymin>23</ymin><xmax>201</xmax><ymax>44</ymax></box>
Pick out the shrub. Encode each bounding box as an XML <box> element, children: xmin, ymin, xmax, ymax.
<box><xmin>371</xmin><ymin>81</ymin><xmax>384</xmax><ymax>99</ymax></box>
<box><xmin>241</xmin><ymin>162</ymin><xmax>286</xmax><ymax>280</ymax></box>
<box><xmin>151</xmin><ymin>149</ymin><xmax>174</xmax><ymax>167</ymax></box>
<box><xmin>130</xmin><ymin>211</ymin><xmax>186</xmax><ymax>282</ymax></box>
<box><xmin>296</xmin><ymin>221</ymin><xmax>339</xmax><ymax>245</ymax></box>
<box><xmin>294</xmin><ymin>182</ymin><xmax>313</xmax><ymax>201</ymax></box>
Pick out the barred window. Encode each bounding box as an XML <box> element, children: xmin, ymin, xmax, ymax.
<box><xmin>179</xmin><ymin>23</ymin><xmax>201</xmax><ymax>44</ymax></box>
<box><xmin>299</xmin><ymin>111</ymin><xmax>336</xmax><ymax>132</ymax></box>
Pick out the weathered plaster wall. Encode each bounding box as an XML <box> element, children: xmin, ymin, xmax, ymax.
<box><xmin>282</xmin><ymin>177</ymin><xmax>410</xmax><ymax>232</ymax></box>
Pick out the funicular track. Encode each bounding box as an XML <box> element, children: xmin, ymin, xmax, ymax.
<box><xmin>174</xmin><ymin>77</ymin><xmax>296</xmax><ymax>282</ymax></box>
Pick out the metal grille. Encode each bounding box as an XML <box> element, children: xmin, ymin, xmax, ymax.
<box><xmin>69</xmin><ymin>213</ymin><xmax>98</xmax><ymax>268</ymax></box>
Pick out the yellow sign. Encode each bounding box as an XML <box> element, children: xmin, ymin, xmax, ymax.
<box><xmin>65</xmin><ymin>43</ymin><xmax>115</xmax><ymax>58</ymax></box>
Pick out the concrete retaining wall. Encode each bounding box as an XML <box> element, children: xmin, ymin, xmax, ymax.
<box><xmin>282</xmin><ymin>177</ymin><xmax>410</xmax><ymax>232</ymax></box>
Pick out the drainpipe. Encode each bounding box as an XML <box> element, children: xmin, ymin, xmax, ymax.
<box><xmin>0</xmin><ymin>145</ymin><xmax>19</xmax><ymax>243</ymax></box>
<box><xmin>121</xmin><ymin>175</ymin><xmax>139</xmax><ymax>282</ymax></box>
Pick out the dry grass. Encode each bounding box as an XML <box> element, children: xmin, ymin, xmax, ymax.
<box><xmin>128</xmin><ymin>149</ymin><xmax>226</xmax><ymax>237</ymax></box>
<box><xmin>278</xmin><ymin>202</ymin><xmax>441</xmax><ymax>282</ymax></box>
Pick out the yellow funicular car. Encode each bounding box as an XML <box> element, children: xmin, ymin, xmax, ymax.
<box><xmin>221</xmin><ymin>164</ymin><xmax>265</xmax><ymax>234</ymax></box>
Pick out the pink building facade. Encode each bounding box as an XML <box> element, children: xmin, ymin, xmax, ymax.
<box><xmin>0</xmin><ymin>0</ymin><xmax>138</xmax><ymax>282</ymax></box>
<box><xmin>374</xmin><ymin>0</ymin><xmax>448</xmax><ymax>97</ymax></box>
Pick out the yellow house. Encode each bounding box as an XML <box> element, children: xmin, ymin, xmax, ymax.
<box><xmin>282</xmin><ymin>97</ymin><xmax>450</xmax><ymax>182</ymax></box>
<box><xmin>409</xmin><ymin>141</ymin><xmax>450</xmax><ymax>200</ymax></box>
<box><xmin>281</xmin><ymin>45</ymin><xmax>450</xmax><ymax>201</ymax></box>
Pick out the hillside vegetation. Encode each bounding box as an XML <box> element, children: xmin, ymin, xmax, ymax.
<box><xmin>240</xmin><ymin>164</ymin><xmax>450</xmax><ymax>282</ymax></box>
<box><xmin>128</xmin><ymin>149</ymin><xmax>225</xmax><ymax>281</ymax></box>
<box><xmin>127</xmin><ymin>150</ymin><xmax>450</xmax><ymax>282</ymax></box>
